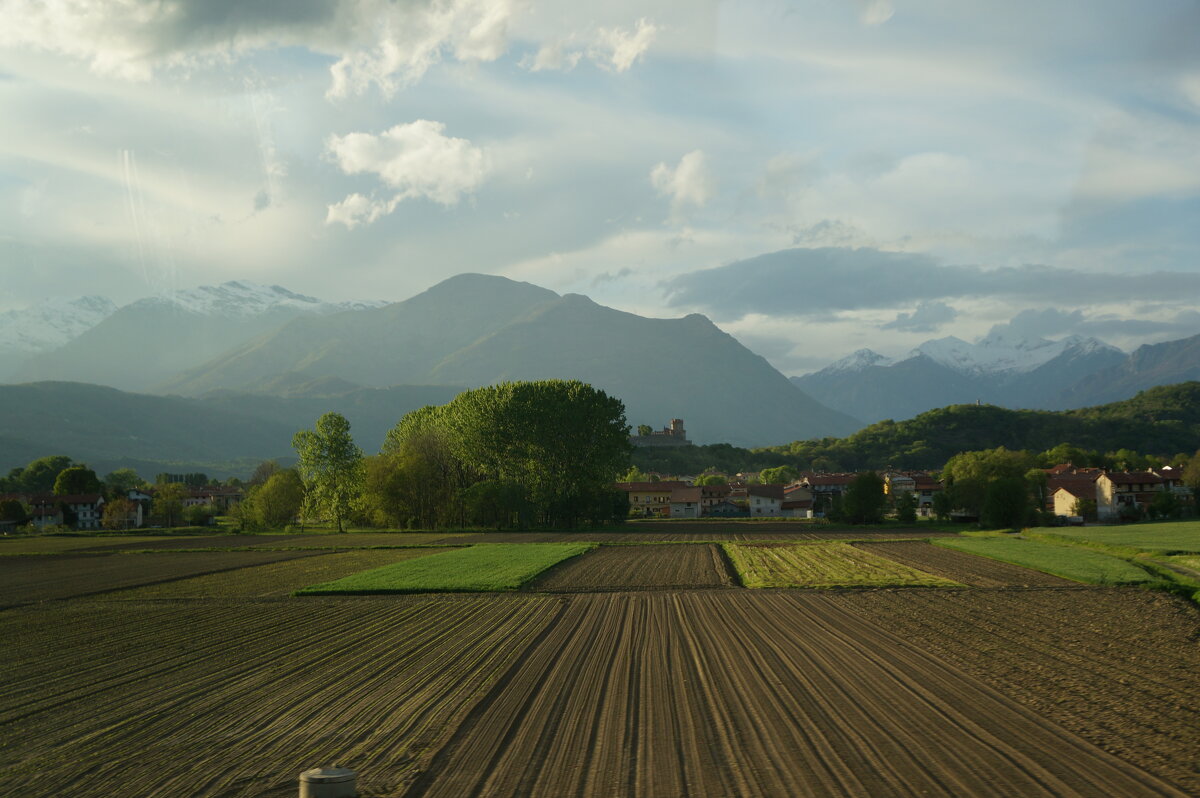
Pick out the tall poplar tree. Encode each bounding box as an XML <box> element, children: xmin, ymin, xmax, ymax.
<box><xmin>293</xmin><ymin>412</ymin><xmax>365</xmax><ymax>533</ymax></box>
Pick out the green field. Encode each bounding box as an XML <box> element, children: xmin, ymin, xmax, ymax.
<box><xmin>935</xmin><ymin>537</ymin><xmax>1153</xmax><ymax>585</ymax></box>
<box><xmin>296</xmin><ymin>543</ymin><xmax>595</xmax><ymax>594</ymax></box>
<box><xmin>112</xmin><ymin>549</ymin><xmax>452</xmax><ymax>598</ymax></box>
<box><xmin>723</xmin><ymin>542</ymin><xmax>960</xmax><ymax>589</ymax></box>
<box><xmin>1042</xmin><ymin>522</ymin><xmax>1200</xmax><ymax>552</ymax></box>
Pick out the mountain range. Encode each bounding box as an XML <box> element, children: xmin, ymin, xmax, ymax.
<box><xmin>787</xmin><ymin>328</ymin><xmax>1196</xmax><ymax>424</ymax></box>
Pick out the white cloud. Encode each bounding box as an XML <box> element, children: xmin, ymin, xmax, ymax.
<box><xmin>650</xmin><ymin>150</ymin><xmax>713</xmax><ymax>216</ymax></box>
<box><xmin>0</xmin><ymin>0</ymin><xmax>519</xmax><ymax>96</ymax></box>
<box><xmin>521</xmin><ymin>17</ymin><xmax>657</xmax><ymax>74</ymax></box>
<box><xmin>593</xmin><ymin>18</ymin><xmax>658</xmax><ymax>72</ymax></box>
<box><xmin>325</xmin><ymin>120</ymin><xmax>489</xmax><ymax>228</ymax></box>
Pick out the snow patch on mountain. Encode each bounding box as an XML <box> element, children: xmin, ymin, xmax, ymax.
<box><xmin>914</xmin><ymin>332</ymin><xmax>1121</xmax><ymax>375</ymax></box>
<box><xmin>132</xmin><ymin>281</ymin><xmax>389</xmax><ymax>318</ymax></box>
<box><xmin>820</xmin><ymin>348</ymin><xmax>896</xmax><ymax>374</ymax></box>
<box><xmin>0</xmin><ymin>296</ymin><xmax>117</xmax><ymax>354</ymax></box>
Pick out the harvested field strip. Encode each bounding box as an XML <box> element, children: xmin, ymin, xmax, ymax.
<box><xmin>530</xmin><ymin>544</ymin><xmax>733</xmax><ymax>591</ymax></box>
<box><xmin>0</xmin><ymin>550</ymin><xmax>325</xmax><ymax>607</ymax></box>
<box><xmin>0</xmin><ymin>536</ymin><xmax>170</xmax><ymax>555</ymax></box>
<box><xmin>723</xmin><ymin>542</ymin><xmax>960</xmax><ymax>588</ymax></box>
<box><xmin>936</xmin><ymin>536</ymin><xmax>1153</xmax><ymax>584</ymax></box>
<box><xmin>109</xmin><ymin>549</ymin><xmax>451</xmax><ymax>598</ymax></box>
<box><xmin>407</xmin><ymin>592</ymin><xmax>1183</xmax><ymax>797</ymax></box>
<box><xmin>1044</xmin><ymin>521</ymin><xmax>1200</xmax><ymax>552</ymax></box>
<box><xmin>854</xmin><ymin>541</ymin><xmax>1073</xmax><ymax>587</ymax></box>
<box><xmin>838</xmin><ymin>589</ymin><xmax>1200</xmax><ymax>794</ymax></box>
<box><xmin>298</xmin><ymin>544</ymin><xmax>594</xmax><ymax>594</ymax></box>
<box><xmin>0</xmin><ymin>596</ymin><xmax>560</xmax><ymax>797</ymax></box>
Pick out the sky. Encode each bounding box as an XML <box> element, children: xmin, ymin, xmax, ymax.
<box><xmin>2</xmin><ymin>0</ymin><xmax>1199</xmax><ymax>375</ymax></box>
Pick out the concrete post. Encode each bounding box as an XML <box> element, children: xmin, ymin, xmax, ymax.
<box><xmin>299</xmin><ymin>767</ymin><xmax>357</xmax><ymax>798</ymax></box>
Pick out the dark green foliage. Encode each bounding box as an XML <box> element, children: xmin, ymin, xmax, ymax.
<box><xmin>103</xmin><ymin>468</ymin><xmax>145</xmax><ymax>495</ymax></box>
<box><xmin>382</xmin><ymin>380</ymin><xmax>630</xmax><ymax>529</ymax></box>
<box><xmin>1148</xmin><ymin>490</ymin><xmax>1180</xmax><ymax>520</ymax></box>
<box><xmin>895</xmin><ymin>491</ymin><xmax>918</xmax><ymax>524</ymax></box>
<box><xmin>759</xmin><ymin>465</ymin><xmax>800</xmax><ymax>485</ymax></box>
<box><xmin>841</xmin><ymin>471</ymin><xmax>886</xmax><ymax>524</ymax></box>
<box><xmin>52</xmin><ymin>466</ymin><xmax>101</xmax><ymax>496</ymax></box>
<box><xmin>5</xmin><ymin>455</ymin><xmax>75</xmax><ymax>493</ymax></box>
<box><xmin>0</xmin><ymin>499</ymin><xmax>27</xmax><ymax>525</ymax></box>
<box><xmin>155</xmin><ymin>472</ymin><xmax>209</xmax><ymax>486</ymax></box>
<box><xmin>930</xmin><ymin>490</ymin><xmax>953</xmax><ymax>521</ymax></box>
<box><xmin>461</xmin><ymin>481</ymin><xmax>531</xmax><ymax>529</ymax></box>
<box><xmin>980</xmin><ymin>477</ymin><xmax>1033</xmax><ymax>529</ymax></box>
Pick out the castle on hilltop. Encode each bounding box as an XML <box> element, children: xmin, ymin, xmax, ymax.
<box><xmin>630</xmin><ymin>418</ymin><xmax>690</xmax><ymax>448</ymax></box>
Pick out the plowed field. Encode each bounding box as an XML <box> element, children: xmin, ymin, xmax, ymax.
<box><xmin>110</xmin><ymin>548</ymin><xmax>450</xmax><ymax>598</ymax></box>
<box><xmin>472</xmin><ymin>529</ymin><xmax>952</xmax><ymax>542</ymax></box>
<box><xmin>0</xmin><ymin>596</ymin><xmax>560</xmax><ymax>797</ymax></box>
<box><xmin>854</xmin><ymin>540</ymin><xmax>1074</xmax><ymax>586</ymax></box>
<box><xmin>406</xmin><ymin>592</ymin><xmax>1183</xmax><ymax>797</ymax></box>
<box><xmin>530</xmin><ymin>544</ymin><xmax>733</xmax><ymax>591</ymax></box>
<box><xmin>0</xmin><ymin>550</ymin><xmax>323</xmax><ymax>606</ymax></box>
<box><xmin>839</xmin><ymin>589</ymin><xmax>1200</xmax><ymax>794</ymax></box>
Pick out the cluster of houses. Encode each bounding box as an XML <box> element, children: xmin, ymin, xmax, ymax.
<box><xmin>0</xmin><ymin>484</ymin><xmax>244</xmax><ymax>532</ymax></box>
<box><xmin>617</xmin><ymin>464</ymin><xmax>1194</xmax><ymax>522</ymax></box>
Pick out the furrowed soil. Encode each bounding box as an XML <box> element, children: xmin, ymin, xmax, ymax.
<box><xmin>839</xmin><ymin>589</ymin><xmax>1200</xmax><ymax>794</ymax></box>
<box><xmin>853</xmin><ymin>540</ymin><xmax>1074</xmax><ymax>587</ymax></box>
<box><xmin>109</xmin><ymin>548</ymin><xmax>451</xmax><ymax>599</ymax></box>
<box><xmin>469</xmin><ymin>529</ymin><xmax>951</xmax><ymax>543</ymax></box>
<box><xmin>0</xmin><ymin>550</ymin><xmax>324</xmax><ymax>606</ymax></box>
<box><xmin>0</xmin><ymin>596</ymin><xmax>559</xmax><ymax>797</ymax></box>
<box><xmin>75</xmin><ymin>532</ymin><xmax>477</xmax><ymax>551</ymax></box>
<box><xmin>529</xmin><ymin>544</ymin><xmax>734</xmax><ymax>591</ymax></box>
<box><xmin>405</xmin><ymin>592</ymin><xmax>1185</xmax><ymax>798</ymax></box>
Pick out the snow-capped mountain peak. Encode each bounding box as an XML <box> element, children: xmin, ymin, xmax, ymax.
<box><xmin>820</xmin><ymin>348</ymin><xmax>895</xmax><ymax>374</ymax></box>
<box><xmin>913</xmin><ymin>332</ymin><xmax>1120</xmax><ymax>375</ymax></box>
<box><xmin>0</xmin><ymin>295</ymin><xmax>117</xmax><ymax>355</ymax></box>
<box><xmin>131</xmin><ymin>281</ymin><xmax>388</xmax><ymax>318</ymax></box>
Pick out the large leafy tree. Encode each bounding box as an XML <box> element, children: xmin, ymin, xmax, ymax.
<box><xmin>104</xmin><ymin>468</ymin><xmax>145</xmax><ymax>495</ymax></box>
<box><xmin>293</xmin><ymin>412</ymin><xmax>365</xmax><ymax>533</ymax></box>
<box><xmin>153</xmin><ymin>482</ymin><xmax>188</xmax><ymax>528</ymax></box>
<box><xmin>250</xmin><ymin>470</ymin><xmax>305</xmax><ymax>529</ymax></box>
<box><xmin>14</xmin><ymin>455</ymin><xmax>74</xmax><ymax>493</ymax></box>
<box><xmin>841</xmin><ymin>471</ymin><xmax>886</xmax><ymax>524</ymax></box>
<box><xmin>53</xmin><ymin>466</ymin><xmax>101</xmax><ymax>496</ymax></box>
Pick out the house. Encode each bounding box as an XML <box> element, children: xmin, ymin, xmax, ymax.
<box><xmin>26</xmin><ymin>493</ymin><xmax>105</xmax><ymax>530</ymax></box>
<box><xmin>883</xmin><ymin>472</ymin><xmax>916</xmax><ymax>496</ymax></box>
<box><xmin>745</xmin><ymin>484</ymin><xmax>784</xmax><ymax>516</ymax></box>
<box><xmin>669</xmin><ymin>487</ymin><xmax>703</xmax><ymax>518</ymax></box>
<box><xmin>615</xmin><ymin>481</ymin><xmax>689</xmax><ymax>517</ymax></box>
<box><xmin>706</xmin><ymin>500</ymin><xmax>749</xmax><ymax>518</ymax></box>
<box><xmin>1050</xmin><ymin>484</ymin><xmax>1095</xmax><ymax>518</ymax></box>
<box><xmin>1095</xmin><ymin>472</ymin><xmax>1165</xmax><ymax>520</ymax></box>
<box><xmin>911</xmin><ymin>474</ymin><xmax>943</xmax><ymax>516</ymax></box>
<box><xmin>188</xmin><ymin>485</ymin><xmax>244</xmax><ymax>511</ymax></box>
<box><xmin>781</xmin><ymin>499</ymin><xmax>814</xmax><ymax>518</ymax></box>
<box><xmin>698</xmin><ymin>483</ymin><xmax>732</xmax><ymax>512</ymax></box>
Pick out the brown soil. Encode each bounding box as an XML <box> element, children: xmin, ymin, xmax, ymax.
<box><xmin>530</xmin><ymin>544</ymin><xmax>734</xmax><ymax>591</ymax></box>
<box><xmin>469</xmin><ymin>529</ymin><xmax>953</xmax><ymax>542</ymax></box>
<box><xmin>0</xmin><ymin>595</ymin><xmax>560</xmax><ymax>797</ymax></box>
<box><xmin>838</xmin><ymin>589</ymin><xmax>1200</xmax><ymax>794</ymax></box>
<box><xmin>854</xmin><ymin>540</ymin><xmax>1075</xmax><ymax>586</ymax></box>
<box><xmin>0</xmin><ymin>550</ymin><xmax>324</xmax><ymax>606</ymax></box>
<box><xmin>404</xmin><ymin>592</ymin><xmax>1186</xmax><ymax>797</ymax></box>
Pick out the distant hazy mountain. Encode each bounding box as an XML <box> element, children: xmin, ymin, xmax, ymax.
<box><xmin>12</xmin><ymin>281</ymin><xmax>386</xmax><ymax>392</ymax></box>
<box><xmin>162</xmin><ymin>274</ymin><xmax>860</xmax><ymax>446</ymax></box>
<box><xmin>0</xmin><ymin>296</ymin><xmax>116</xmax><ymax>379</ymax></box>
<box><xmin>1059</xmin><ymin>332</ymin><xmax>1200</xmax><ymax>406</ymax></box>
<box><xmin>0</xmin><ymin>381</ymin><xmax>465</xmax><ymax>478</ymax></box>
<box><xmin>794</xmin><ymin>332</ymin><xmax>1125</xmax><ymax>423</ymax></box>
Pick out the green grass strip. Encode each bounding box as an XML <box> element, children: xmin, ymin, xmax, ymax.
<box><xmin>935</xmin><ymin>536</ymin><xmax>1153</xmax><ymax>585</ymax></box>
<box><xmin>723</xmin><ymin>542</ymin><xmax>960</xmax><ymax>589</ymax></box>
<box><xmin>295</xmin><ymin>543</ymin><xmax>595</xmax><ymax>594</ymax></box>
<box><xmin>1033</xmin><ymin>521</ymin><xmax>1200</xmax><ymax>553</ymax></box>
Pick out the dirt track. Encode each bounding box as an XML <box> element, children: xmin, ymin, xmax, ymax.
<box><xmin>839</xmin><ymin>589</ymin><xmax>1200</xmax><ymax>793</ymax></box>
<box><xmin>405</xmin><ymin>592</ymin><xmax>1186</xmax><ymax>797</ymax></box>
<box><xmin>854</xmin><ymin>540</ymin><xmax>1074</xmax><ymax>586</ymax></box>
<box><xmin>530</xmin><ymin>544</ymin><xmax>734</xmax><ymax>591</ymax></box>
<box><xmin>0</xmin><ymin>550</ymin><xmax>324</xmax><ymax>606</ymax></box>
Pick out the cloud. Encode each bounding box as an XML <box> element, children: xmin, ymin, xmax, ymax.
<box><xmin>664</xmin><ymin>246</ymin><xmax>1200</xmax><ymax>321</ymax></box>
<box><xmin>0</xmin><ymin>0</ymin><xmax>518</xmax><ymax>95</ymax></box>
<box><xmin>593</xmin><ymin>18</ymin><xmax>658</xmax><ymax>72</ymax></box>
<box><xmin>881</xmin><ymin>300</ymin><xmax>957</xmax><ymax>332</ymax></box>
<box><xmin>983</xmin><ymin>307</ymin><xmax>1200</xmax><ymax>345</ymax></box>
<box><xmin>325</xmin><ymin>120</ymin><xmax>488</xmax><ymax>228</ymax></box>
<box><xmin>854</xmin><ymin>0</ymin><xmax>895</xmax><ymax>25</ymax></box>
<box><xmin>520</xmin><ymin>18</ymin><xmax>657</xmax><ymax>74</ymax></box>
<box><xmin>650</xmin><ymin>150</ymin><xmax>713</xmax><ymax>216</ymax></box>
